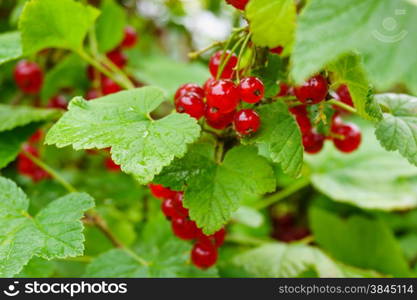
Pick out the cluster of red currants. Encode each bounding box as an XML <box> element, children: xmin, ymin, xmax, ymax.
<box><xmin>175</xmin><ymin>50</ymin><xmax>264</xmax><ymax>136</ymax></box>
<box><xmin>225</xmin><ymin>0</ymin><xmax>249</xmax><ymax>10</ymax></box>
<box><xmin>17</xmin><ymin>130</ymin><xmax>50</xmax><ymax>182</ymax></box>
<box><xmin>281</xmin><ymin>75</ymin><xmax>362</xmax><ymax>154</ymax></box>
<box><xmin>85</xmin><ymin>26</ymin><xmax>138</xmax><ymax>100</ymax></box>
<box><xmin>149</xmin><ymin>184</ymin><xmax>226</xmax><ymax>269</ymax></box>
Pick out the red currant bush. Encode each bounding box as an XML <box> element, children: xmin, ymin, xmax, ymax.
<box><xmin>234</xmin><ymin>109</ymin><xmax>261</xmax><ymax>135</ymax></box>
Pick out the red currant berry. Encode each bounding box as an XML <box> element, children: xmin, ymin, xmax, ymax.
<box><xmin>31</xmin><ymin>168</ymin><xmax>49</xmax><ymax>182</ymax></box>
<box><xmin>18</xmin><ymin>144</ymin><xmax>38</xmax><ymax>175</ymax></box>
<box><xmin>162</xmin><ymin>198</ymin><xmax>181</xmax><ymax>219</ymax></box>
<box><xmin>28</xmin><ymin>130</ymin><xmax>43</xmax><ymax>144</ymax></box>
<box><xmin>171</xmin><ymin>217</ymin><xmax>199</xmax><ymax>240</ymax></box>
<box><xmin>175</xmin><ymin>83</ymin><xmax>205</xmax><ymax>100</ymax></box>
<box><xmin>209</xmin><ymin>50</ymin><xmax>237</xmax><ymax>79</ymax></box>
<box><xmin>199</xmin><ymin>228</ymin><xmax>227</xmax><ymax>248</ymax></box>
<box><xmin>234</xmin><ymin>109</ymin><xmax>261</xmax><ymax>135</ymax></box>
<box><xmin>106</xmin><ymin>49</ymin><xmax>127</xmax><ymax>69</ymax></box>
<box><xmin>175</xmin><ymin>93</ymin><xmax>205</xmax><ymax>120</ymax></box>
<box><xmin>332</xmin><ymin>123</ymin><xmax>361</xmax><ymax>153</ymax></box>
<box><xmin>120</xmin><ymin>26</ymin><xmax>138</xmax><ymax>49</ymax></box>
<box><xmin>225</xmin><ymin>0</ymin><xmax>249</xmax><ymax>10</ymax></box>
<box><xmin>238</xmin><ymin>77</ymin><xmax>265</xmax><ymax>104</ymax></box>
<box><xmin>205</xmin><ymin>107</ymin><xmax>235</xmax><ymax>130</ymax></box>
<box><xmin>14</xmin><ymin>60</ymin><xmax>43</xmax><ymax>94</ymax></box>
<box><xmin>203</xmin><ymin>78</ymin><xmax>215</xmax><ymax>95</ymax></box>
<box><xmin>270</xmin><ymin>46</ymin><xmax>283</xmax><ymax>55</ymax></box>
<box><xmin>336</xmin><ymin>84</ymin><xmax>353</xmax><ymax>107</ymax></box>
<box><xmin>277</xmin><ymin>83</ymin><xmax>292</xmax><ymax>97</ymax></box>
<box><xmin>294</xmin><ymin>75</ymin><xmax>328</xmax><ymax>104</ymax></box>
<box><xmin>149</xmin><ymin>184</ymin><xmax>176</xmax><ymax>200</ymax></box>
<box><xmin>289</xmin><ymin>106</ymin><xmax>312</xmax><ymax>135</ymax></box>
<box><xmin>191</xmin><ymin>241</ymin><xmax>218</xmax><ymax>269</ymax></box>
<box><xmin>104</xmin><ymin>157</ymin><xmax>120</xmax><ymax>172</ymax></box>
<box><xmin>47</xmin><ymin>95</ymin><xmax>68</xmax><ymax>110</ymax></box>
<box><xmin>302</xmin><ymin>131</ymin><xmax>325</xmax><ymax>154</ymax></box>
<box><xmin>172</xmin><ymin>192</ymin><xmax>189</xmax><ymax>217</ymax></box>
<box><xmin>101</xmin><ymin>77</ymin><xmax>122</xmax><ymax>95</ymax></box>
<box><xmin>206</xmin><ymin>79</ymin><xmax>239</xmax><ymax>113</ymax></box>
<box><xmin>85</xmin><ymin>89</ymin><xmax>100</xmax><ymax>100</ymax></box>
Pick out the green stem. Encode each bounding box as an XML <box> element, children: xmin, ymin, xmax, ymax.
<box><xmin>236</xmin><ymin>33</ymin><xmax>252</xmax><ymax>81</ymax></box>
<box><xmin>254</xmin><ymin>177</ymin><xmax>310</xmax><ymax>210</ymax></box>
<box><xmin>216</xmin><ymin>35</ymin><xmax>246</xmax><ymax>80</ymax></box>
<box><xmin>123</xmin><ymin>247</ymin><xmax>150</xmax><ymax>267</ymax></box>
<box><xmin>226</xmin><ymin>234</ymin><xmax>272</xmax><ymax>246</ymax></box>
<box><xmin>23</xmin><ymin>150</ymin><xmax>77</xmax><ymax>193</ymax></box>
<box><xmin>76</xmin><ymin>49</ymin><xmax>132</xmax><ymax>90</ymax></box>
<box><xmin>188</xmin><ymin>41</ymin><xmax>223</xmax><ymax>59</ymax></box>
<box><xmin>328</xmin><ymin>99</ymin><xmax>358</xmax><ymax>115</ymax></box>
<box><xmin>99</xmin><ymin>54</ymin><xmax>135</xmax><ymax>89</ymax></box>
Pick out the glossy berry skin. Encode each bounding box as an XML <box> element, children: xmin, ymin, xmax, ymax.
<box><xmin>205</xmin><ymin>107</ymin><xmax>235</xmax><ymax>130</ymax></box>
<box><xmin>175</xmin><ymin>93</ymin><xmax>205</xmax><ymax>120</ymax></box>
<box><xmin>332</xmin><ymin>123</ymin><xmax>361</xmax><ymax>153</ymax></box>
<box><xmin>121</xmin><ymin>26</ymin><xmax>138</xmax><ymax>49</ymax></box>
<box><xmin>28</xmin><ymin>130</ymin><xmax>43</xmax><ymax>144</ymax></box>
<box><xmin>47</xmin><ymin>95</ymin><xmax>68</xmax><ymax>110</ymax></box>
<box><xmin>209</xmin><ymin>50</ymin><xmax>237</xmax><ymax>79</ymax></box>
<box><xmin>171</xmin><ymin>217</ymin><xmax>199</xmax><ymax>240</ymax></box>
<box><xmin>106</xmin><ymin>49</ymin><xmax>127</xmax><ymax>69</ymax></box>
<box><xmin>203</xmin><ymin>78</ymin><xmax>216</xmax><ymax>95</ymax></box>
<box><xmin>206</xmin><ymin>79</ymin><xmax>239</xmax><ymax>113</ymax></box>
<box><xmin>101</xmin><ymin>77</ymin><xmax>122</xmax><ymax>95</ymax></box>
<box><xmin>161</xmin><ymin>192</ymin><xmax>189</xmax><ymax>219</ymax></box>
<box><xmin>149</xmin><ymin>184</ymin><xmax>176</xmax><ymax>200</ymax></box>
<box><xmin>17</xmin><ymin>144</ymin><xmax>49</xmax><ymax>182</ymax></box>
<box><xmin>14</xmin><ymin>60</ymin><xmax>43</xmax><ymax>94</ymax></box>
<box><xmin>270</xmin><ymin>46</ymin><xmax>283</xmax><ymax>55</ymax></box>
<box><xmin>289</xmin><ymin>106</ymin><xmax>312</xmax><ymax>134</ymax></box>
<box><xmin>175</xmin><ymin>83</ymin><xmax>205</xmax><ymax>100</ymax></box>
<box><xmin>294</xmin><ymin>75</ymin><xmax>328</xmax><ymax>104</ymax></box>
<box><xmin>277</xmin><ymin>82</ymin><xmax>291</xmax><ymax>97</ymax></box>
<box><xmin>191</xmin><ymin>241</ymin><xmax>218</xmax><ymax>269</ymax></box>
<box><xmin>234</xmin><ymin>109</ymin><xmax>261</xmax><ymax>135</ymax></box>
<box><xmin>199</xmin><ymin>228</ymin><xmax>226</xmax><ymax>248</ymax></box>
<box><xmin>104</xmin><ymin>157</ymin><xmax>120</xmax><ymax>172</ymax></box>
<box><xmin>336</xmin><ymin>84</ymin><xmax>354</xmax><ymax>107</ymax></box>
<box><xmin>225</xmin><ymin>0</ymin><xmax>249</xmax><ymax>10</ymax></box>
<box><xmin>238</xmin><ymin>77</ymin><xmax>265</xmax><ymax>104</ymax></box>
<box><xmin>302</xmin><ymin>131</ymin><xmax>325</xmax><ymax>154</ymax></box>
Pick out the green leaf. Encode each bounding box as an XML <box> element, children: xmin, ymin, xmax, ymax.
<box><xmin>246</xmin><ymin>0</ymin><xmax>296</xmax><ymax>49</ymax></box>
<box><xmin>19</xmin><ymin>0</ymin><xmax>99</xmax><ymax>54</ymax></box>
<box><xmin>0</xmin><ymin>123</ymin><xmax>39</xmax><ymax>169</ymax></box>
<box><xmin>244</xmin><ymin>102</ymin><xmax>303</xmax><ymax>178</ymax></box>
<box><xmin>0</xmin><ymin>104</ymin><xmax>59</xmax><ymax>132</ymax></box>
<box><xmin>95</xmin><ymin>0</ymin><xmax>126</xmax><ymax>53</ymax></box>
<box><xmin>45</xmin><ymin>87</ymin><xmax>201</xmax><ymax>184</ymax></box>
<box><xmin>0</xmin><ymin>31</ymin><xmax>22</xmax><ymax>65</ymax></box>
<box><xmin>41</xmin><ymin>54</ymin><xmax>88</xmax><ymax>101</ymax></box>
<box><xmin>252</xmin><ymin>53</ymin><xmax>285</xmax><ymax>98</ymax></box>
<box><xmin>0</xmin><ymin>177</ymin><xmax>94</xmax><ymax>277</ymax></box>
<box><xmin>16</xmin><ymin>257</ymin><xmax>55</xmax><ymax>278</ymax></box>
<box><xmin>84</xmin><ymin>216</ymin><xmax>218</xmax><ymax>277</ymax></box>
<box><xmin>233</xmin><ymin>243</ymin><xmax>380</xmax><ymax>277</ymax></box>
<box><xmin>328</xmin><ymin>54</ymin><xmax>382</xmax><ymax>121</ymax></box>
<box><xmin>155</xmin><ymin>145</ymin><xmax>276</xmax><ymax>234</ymax></box>
<box><xmin>309</xmin><ymin>206</ymin><xmax>411</xmax><ymax>277</ymax></box>
<box><xmin>132</xmin><ymin>55</ymin><xmax>209</xmax><ymax>97</ymax></box>
<box><xmin>374</xmin><ymin>94</ymin><xmax>417</xmax><ymax>167</ymax></box>
<box><xmin>307</xmin><ymin>121</ymin><xmax>417</xmax><ymax>210</ymax></box>
<box><xmin>292</xmin><ymin>0</ymin><xmax>417</xmax><ymax>94</ymax></box>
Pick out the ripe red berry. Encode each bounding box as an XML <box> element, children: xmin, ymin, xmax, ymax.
<box><xmin>234</xmin><ymin>109</ymin><xmax>261</xmax><ymax>135</ymax></box>
<box><xmin>85</xmin><ymin>89</ymin><xmax>100</xmax><ymax>100</ymax></box>
<box><xmin>205</xmin><ymin>107</ymin><xmax>235</xmax><ymax>130</ymax></box>
<box><xmin>277</xmin><ymin>83</ymin><xmax>292</xmax><ymax>97</ymax></box>
<box><xmin>199</xmin><ymin>228</ymin><xmax>226</xmax><ymax>248</ymax></box>
<box><xmin>209</xmin><ymin>50</ymin><xmax>237</xmax><ymax>79</ymax></box>
<box><xmin>175</xmin><ymin>93</ymin><xmax>205</xmax><ymax>120</ymax></box>
<box><xmin>289</xmin><ymin>106</ymin><xmax>312</xmax><ymax>134</ymax></box>
<box><xmin>294</xmin><ymin>75</ymin><xmax>328</xmax><ymax>104</ymax></box>
<box><xmin>121</xmin><ymin>26</ymin><xmax>138</xmax><ymax>49</ymax></box>
<box><xmin>302</xmin><ymin>131</ymin><xmax>325</xmax><ymax>154</ymax></box>
<box><xmin>106</xmin><ymin>49</ymin><xmax>127</xmax><ymax>69</ymax></box>
<box><xmin>101</xmin><ymin>77</ymin><xmax>122</xmax><ymax>95</ymax></box>
<box><xmin>47</xmin><ymin>95</ymin><xmax>68</xmax><ymax>110</ymax></box>
<box><xmin>225</xmin><ymin>0</ymin><xmax>249</xmax><ymax>10</ymax></box>
<box><xmin>17</xmin><ymin>144</ymin><xmax>49</xmax><ymax>182</ymax></box>
<box><xmin>161</xmin><ymin>193</ymin><xmax>189</xmax><ymax>219</ymax></box>
<box><xmin>104</xmin><ymin>157</ymin><xmax>120</xmax><ymax>172</ymax></box>
<box><xmin>14</xmin><ymin>60</ymin><xmax>43</xmax><ymax>94</ymax></box>
<box><xmin>191</xmin><ymin>241</ymin><xmax>218</xmax><ymax>269</ymax></box>
<box><xmin>175</xmin><ymin>83</ymin><xmax>205</xmax><ymax>100</ymax></box>
<box><xmin>203</xmin><ymin>78</ymin><xmax>216</xmax><ymax>95</ymax></box>
<box><xmin>336</xmin><ymin>84</ymin><xmax>353</xmax><ymax>107</ymax></box>
<box><xmin>270</xmin><ymin>46</ymin><xmax>283</xmax><ymax>55</ymax></box>
<box><xmin>28</xmin><ymin>130</ymin><xmax>43</xmax><ymax>144</ymax></box>
<box><xmin>171</xmin><ymin>217</ymin><xmax>199</xmax><ymax>240</ymax></box>
<box><xmin>149</xmin><ymin>184</ymin><xmax>176</xmax><ymax>200</ymax></box>
<box><xmin>332</xmin><ymin>123</ymin><xmax>362</xmax><ymax>153</ymax></box>
<box><xmin>238</xmin><ymin>77</ymin><xmax>265</xmax><ymax>104</ymax></box>
<box><xmin>206</xmin><ymin>79</ymin><xmax>239</xmax><ymax>113</ymax></box>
